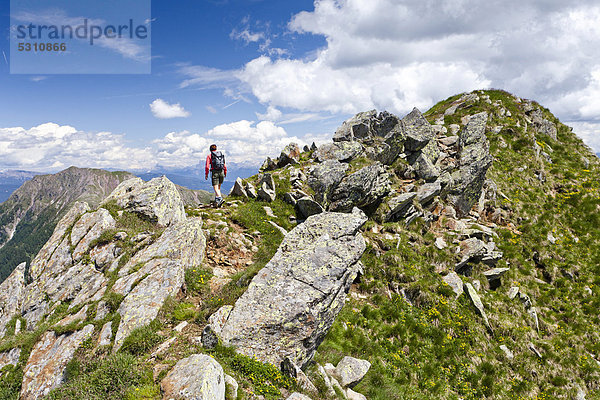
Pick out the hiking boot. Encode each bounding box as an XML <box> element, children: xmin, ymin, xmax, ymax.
<box><xmin>216</xmin><ymin>198</ymin><xmax>225</xmax><ymax>207</ymax></box>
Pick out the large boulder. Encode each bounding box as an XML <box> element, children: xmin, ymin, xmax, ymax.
<box><xmin>296</xmin><ymin>197</ymin><xmax>325</xmax><ymax>219</ymax></box>
<box><xmin>382</xmin><ymin>192</ymin><xmax>417</xmax><ymax>222</ymax></box>
<box><xmin>333</xmin><ymin>110</ymin><xmax>378</xmax><ymax>142</ymax></box>
<box><xmin>334</xmin><ymin>356</ymin><xmax>371</xmax><ymax>388</ymax></box>
<box><xmin>219</xmin><ymin>208</ymin><xmax>368</xmax><ymax>368</ymax></box>
<box><xmin>401</xmin><ymin>108</ymin><xmax>435</xmax><ymax>152</ymax></box>
<box><xmin>161</xmin><ymin>354</ymin><xmax>225</xmax><ymax>400</ymax></box>
<box><xmin>447</xmin><ymin>112</ymin><xmax>492</xmax><ymax>215</ymax></box>
<box><xmin>314</xmin><ymin>142</ymin><xmax>364</xmax><ymax>163</ymax></box>
<box><xmin>308</xmin><ymin>160</ymin><xmax>349</xmax><ymax>204</ymax></box>
<box><xmin>229</xmin><ymin>177</ymin><xmax>247</xmax><ymax>197</ymax></box>
<box><xmin>20</xmin><ymin>325</ymin><xmax>94</xmax><ymax>400</ymax></box>
<box><xmin>329</xmin><ymin>163</ymin><xmax>391</xmax><ymax>212</ymax></box>
<box><xmin>102</xmin><ymin>176</ymin><xmax>186</xmax><ymax>227</ymax></box>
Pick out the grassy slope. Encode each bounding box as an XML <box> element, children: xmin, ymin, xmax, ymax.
<box><xmin>314</xmin><ymin>90</ymin><xmax>600</xmax><ymax>399</ymax></box>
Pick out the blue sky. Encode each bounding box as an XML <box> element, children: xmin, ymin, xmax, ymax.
<box><xmin>1</xmin><ymin>0</ymin><xmax>599</xmax><ymax>172</ymax></box>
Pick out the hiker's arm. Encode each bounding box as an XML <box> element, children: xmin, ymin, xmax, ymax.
<box><xmin>224</xmin><ymin>164</ymin><xmax>227</xmax><ymax>177</ymax></box>
<box><xmin>205</xmin><ymin>155</ymin><xmax>211</xmax><ymax>179</ymax></box>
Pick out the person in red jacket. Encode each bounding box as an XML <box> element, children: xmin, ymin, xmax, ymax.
<box><xmin>205</xmin><ymin>144</ymin><xmax>227</xmax><ymax>206</ymax></box>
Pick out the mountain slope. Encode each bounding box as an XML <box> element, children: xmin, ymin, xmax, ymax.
<box><xmin>0</xmin><ymin>167</ymin><xmax>135</xmax><ymax>284</ymax></box>
<box><xmin>1</xmin><ymin>90</ymin><xmax>599</xmax><ymax>400</ymax></box>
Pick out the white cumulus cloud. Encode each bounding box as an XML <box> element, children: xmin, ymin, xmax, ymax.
<box><xmin>150</xmin><ymin>99</ymin><xmax>191</xmax><ymax>119</ymax></box>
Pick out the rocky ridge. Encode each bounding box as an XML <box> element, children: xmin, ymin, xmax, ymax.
<box><xmin>1</xmin><ymin>89</ymin><xmax>599</xmax><ymax>399</ymax></box>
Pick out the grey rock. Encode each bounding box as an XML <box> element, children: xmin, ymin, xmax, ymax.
<box><xmin>447</xmin><ymin>112</ymin><xmax>492</xmax><ymax>216</ymax></box>
<box><xmin>455</xmin><ymin>237</ymin><xmax>487</xmax><ymax>274</ymax></box>
<box><xmin>28</xmin><ymin>201</ymin><xmax>90</xmax><ymax>280</ymax></box>
<box><xmin>287</xmin><ymin>393</ymin><xmax>312</xmax><ymax>400</ymax></box>
<box><xmin>98</xmin><ymin>321</ymin><xmax>112</xmax><ymax>346</ymax></box>
<box><xmin>296</xmin><ymin>197</ymin><xmax>325</xmax><ymax>219</ymax></box>
<box><xmin>278</xmin><ymin>143</ymin><xmax>301</xmax><ymax>167</ymax></box>
<box><xmin>499</xmin><ymin>344</ymin><xmax>514</xmax><ymax>360</ymax></box>
<box><xmin>329</xmin><ymin>163</ymin><xmax>391</xmax><ymax>212</ymax></box>
<box><xmin>230</xmin><ymin>177</ymin><xmax>248</xmax><ymax>198</ymax></box>
<box><xmin>315</xmin><ymin>142</ymin><xmax>364</xmax><ymax>163</ymax></box>
<box><xmin>308</xmin><ymin>160</ymin><xmax>349</xmax><ymax>204</ymax></box>
<box><xmin>464</xmin><ymin>282</ymin><xmax>492</xmax><ymax>333</ymax></box>
<box><xmin>220</xmin><ymin>209</ymin><xmax>367</xmax><ymax>368</ymax></box>
<box><xmin>71</xmin><ymin>208</ymin><xmax>116</xmax><ymax>262</ymax></box>
<box><xmin>202</xmin><ymin>325</ymin><xmax>219</xmax><ymax>349</ymax></box>
<box><xmin>439</xmin><ymin>135</ymin><xmax>459</xmax><ymax>147</ymax></box>
<box><xmin>0</xmin><ymin>262</ymin><xmax>26</xmax><ymax>337</ymax></box>
<box><xmin>335</xmin><ymin>356</ymin><xmax>371</xmax><ymax>388</ymax></box>
<box><xmin>443</xmin><ymin>272</ymin><xmax>464</xmax><ymax>298</ymax></box>
<box><xmin>483</xmin><ymin>267</ymin><xmax>509</xmax><ymax>286</ymax></box>
<box><xmin>383</xmin><ymin>192</ymin><xmax>417</xmax><ymax>222</ymax></box>
<box><xmin>284</xmin><ymin>192</ymin><xmax>298</xmax><ymax>206</ymax></box>
<box><xmin>21</xmin><ymin>324</ymin><xmax>94</xmax><ymax>400</ymax></box>
<box><xmin>103</xmin><ymin>176</ymin><xmax>186</xmax><ymax>227</ymax></box>
<box><xmin>416</xmin><ymin>181</ymin><xmax>441</xmax><ymax>205</ymax></box>
<box><xmin>161</xmin><ymin>354</ymin><xmax>225</xmax><ymax>400</ymax></box>
<box><xmin>56</xmin><ymin>304</ymin><xmax>88</xmax><ymax>326</ymax></box>
<box><xmin>0</xmin><ymin>348</ymin><xmax>21</xmax><ymax>370</ymax></box>
<box><xmin>528</xmin><ymin>342</ymin><xmax>543</xmax><ymax>359</ymax></box>
<box><xmin>208</xmin><ymin>306</ymin><xmax>233</xmax><ymax>336</ymax></box>
<box><xmin>402</xmin><ymin>108</ymin><xmax>434</xmax><ymax>151</ymax></box>
<box><xmin>260</xmin><ymin>156</ymin><xmax>277</xmax><ymax>172</ymax></box>
<box><xmin>507</xmin><ymin>286</ymin><xmax>520</xmax><ymax>300</ymax></box>
<box><xmin>346</xmin><ymin>388</ymin><xmax>367</xmax><ymax>400</ymax></box>
<box><xmin>434</xmin><ymin>237</ymin><xmax>447</xmax><ymax>249</ymax></box>
<box><xmin>245</xmin><ymin>182</ymin><xmax>257</xmax><ymax>199</ymax></box>
<box><xmin>225</xmin><ymin>374</ymin><xmax>238</xmax><ymax>400</ymax></box>
<box><xmin>333</xmin><ymin>110</ymin><xmax>378</xmax><ymax>142</ymax></box>
<box><xmin>258</xmin><ymin>182</ymin><xmax>276</xmax><ymax>202</ymax></box>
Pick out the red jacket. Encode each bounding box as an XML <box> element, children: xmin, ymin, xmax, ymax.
<box><xmin>205</xmin><ymin>153</ymin><xmax>227</xmax><ymax>177</ymax></box>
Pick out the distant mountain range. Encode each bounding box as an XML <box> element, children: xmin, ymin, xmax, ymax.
<box><xmin>0</xmin><ymin>162</ymin><xmax>259</xmax><ymax>203</ymax></box>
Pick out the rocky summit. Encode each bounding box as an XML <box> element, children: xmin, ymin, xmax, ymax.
<box><xmin>1</xmin><ymin>89</ymin><xmax>600</xmax><ymax>400</ymax></box>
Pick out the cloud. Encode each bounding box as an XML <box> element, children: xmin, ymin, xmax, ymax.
<box><xmin>150</xmin><ymin>99</ymin><xmax>191</xmax><ymax>119</ymax></box>
<box><xmin>256</xmin><ymin>105</ymin><xmax>282</xmax><ymax>121</ymax></box>
<box><xmin>0</xmin><ymin>120</ymin><xmax>315</xmax><ymax>171</ymax></box>
<box><xmin>230</xmin><ymin>28</ymin><xmax>265</xmax><ymax>44</ymax></box>
<box><xmin>152</xmin><ymin>120</ymin><xmax>305</xmax><ymax>166</ymax></box>
<box><xmin>0</xmin><ymin>123</ymin><xmax>154</xmax><ymax>171</ymax></box>
<box><xmin>566</xmin><ymin>121</ymin><xmax>600</xmax><ymax>154</ymax></box>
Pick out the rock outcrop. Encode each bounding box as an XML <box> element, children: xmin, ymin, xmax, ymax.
<box><xmin>447</xmin><ymin>112</ymin><xmax>492</xmax><ymax>215</ymax></box>
<box><xmin>161</xmin><ymin>354</ymin><xmax>225</xmax><ymax>400</ymax></box>
<box><xmin>219</xmin><ymin>208</ymin><xmax>368</xmax><ymax>368</ymax></box>
<box><xmin>103</xmin><ymin>176</ymin><xmax>186</xmax><ymax>227</ymax></box>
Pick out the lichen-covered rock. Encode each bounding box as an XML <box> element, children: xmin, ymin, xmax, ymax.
<box><xmin>56</xmin><ymin>304</ymin><xmax>88</xmax><ymax>326</ymax></box>
<box><xmin>118</xmin><ymin>217</ymin><xmax>206</xmax><ymax>276</ymax></box>
<box><xmin>102</xmin><ymin>176</ymin><xmax>186</xmax><ymax>227</ymax></box>
<box><xmin>260</xmin><ymin>156</ymin><xmax>277</xmax><ymax>172</ymax></box>
<box><xmin>71</xmin><ymin>208</ymin><xmax>116</xmax><ymax>262</ymax></box>
<box><xmin>113</xmin><ymin>259</ymin><xmax>184</xmax><ymax>352</ymax></box>
<box><xmin>382</xmin><ymin>192</ymin><xmax>417</xmax><ymax>222</ymax></box>
<box><xmin>308</xmin><ymin>160</ymin><xmax>349</xmax><ymax>204</ymax></box>
<box><xmin>416</xmin><ymin>181</ymin><xmax>441</xmax><ymax>205</ymax></box>
<box><xmin>220</xmin><ymin>209</ymin><xmax>368</xmax><ymax>368</ymax></box>
<box><xmin>335</xmin><ymin>356</ymin><xmax>371</xmax><ymax>388</ymax></box>
<box><xmin>447</xmin><ymin>112</ymin><xmax>492</xmax><ymax>215</ymax></box>
<box><xmin>464</xmin><ymin>283</ymin><xmax>492</xmax><ymax>333</ymax></box>
<box><xmin>225</xmin><ymin>374</ymin><xmax>238</xmax><ymax>400</ymax></box>
<box><xmin>0</xmin><ymin>262</ymin><xmax>25</xmax><ymax>337</ymax></box>
<box><xmin>296</xmin><ymin>197</ymin><xmax>325</xmax><ymax>219</ymax></box>
<box><xmin>455</xmin><ymin>237</ymin><xmax>487</xmax><ymax>274</ymax></box>
<box><xmin>333</xmin><ymin>110</ymin><xmax>378</xmax><ymax>142</ymax></box>
<box><xmin>314</xmin><ymin>142</ymin><xmax>364</xmax><ymax>163</ymax></box>
<box><xmin>0</xmin><ymin>348</ymin><xmax>21</xmax><ymax>370</ymax></box>
<box><xmin>98</xmin><ymin>321</ymin><xmax>112</xmax><ymax>346</ymax></box>
<box><xmin>245</xmin><ymin>181</ymin><xmax>257</xmax><ymax>199</ymax></box>
<box><xmin>409</xmin><ymin>140</ymin><xmax>441</xmax><ymax>181</ymax></box>
<box><xmin>258</xmin><ymin>182</ymin><xmax>276</xmax><ymax>202</ymax></box>
<box><xmin>161</xmin><ymin>354</ymin><xmax>225</xmax><ymax>400</ymax></box>
<box><xmin>20</xmin><ymin>324</ymin><xmax>94</xmax><ymax>400</ymax></box>
<box><xmin>208</xmin><ymin>305</ymin><xmax>233</xmax><ymax>336</ymax></box>
<box><xmin>278</xmin><ymin>142</ymin><xmax>301</xmax><ymax>167</ymax></box>
<box><xmin>230</xmin><ymin>177</ymin><xmax>247</xmax><ymax>197</ymax></box>
<box><xmin>402</xmin><ymin>108</ymin><xmax>434</xmax><ymax>151</ymax></box>
<box><xmin>29</xmin><ymin>201</ymin><xmax>90</xmax><ymax>280</ymax></box>
<box><xmin>443</xmin><ymin>272</ymin><xmax>464</xmax><ymax>298</ymax></box>
<box><xmin>329</xmin><ymin>163</ymin><xmax>391</xmax><ymax>212</ymax></box>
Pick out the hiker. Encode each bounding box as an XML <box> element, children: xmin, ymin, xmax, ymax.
<box><xmin>205</xmin><ymin>144</ymin><xmax>227</xmax><ymax>206</ymax></box>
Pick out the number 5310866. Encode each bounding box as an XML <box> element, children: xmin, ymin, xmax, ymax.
<box><xmin>18</xmin><ymin>43</ymin><xmax>66</xmax><ymax>51</ymax></box>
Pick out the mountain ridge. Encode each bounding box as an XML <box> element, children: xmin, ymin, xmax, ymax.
<box><xmin>0</xmin><ymin>89</ymin><xmax>599</xmax><ymax>399</ymax></box>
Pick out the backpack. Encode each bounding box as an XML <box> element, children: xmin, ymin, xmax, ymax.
<box><xmin>211</xmin><ymin>151</ymin><xmax>225</xmax><ymax>171</ymax></box>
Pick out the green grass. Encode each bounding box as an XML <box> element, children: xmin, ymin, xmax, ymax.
<box><xmin>118</xmin><ymin>319</ymin><xmax>163</xmax><ymax>356</ymax></box>
<box><xmin>46</xmin><ymin>353</ymin><xmax>158</xmax><ymax>400</ymax></box>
